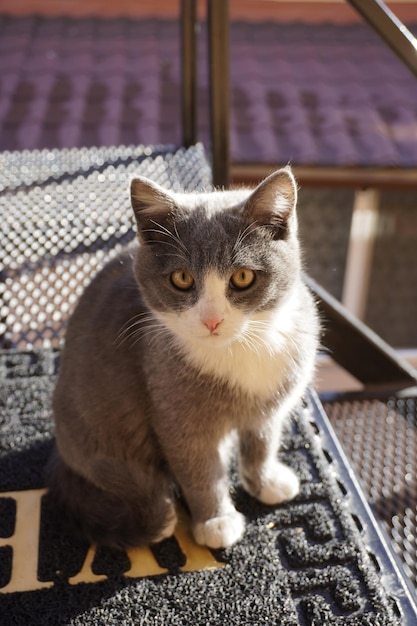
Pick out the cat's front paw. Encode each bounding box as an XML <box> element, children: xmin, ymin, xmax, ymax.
<box><xmin>257</xmin><ymin>462</ymin><xmax>300</xmax><ymax>505</ymax></box>
<box><xmin>193</xmin><ymin>510</ymin><xmax>245</xmax><ymax>549</ymax></box>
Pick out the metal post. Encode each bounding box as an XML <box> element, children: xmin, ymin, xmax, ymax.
<box><xmin>208</xmin><ymin>0</ymin><xmax>230</xmax><ymax>188</ymax></box>
<box><xmin>341</xmin><ymin>189</ymin><xmax>380</xmax><ymax>320</ymax></box>
<box><xmin>181</xmin><ymin>0</ymin><xmax>198</xmax><ymax>147</ymax></box>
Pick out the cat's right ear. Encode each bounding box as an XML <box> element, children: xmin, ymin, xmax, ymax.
<box><xmin>130</xmin><ymin>177</ymin><xmax>176</xmax><ymax>244</ymax></box>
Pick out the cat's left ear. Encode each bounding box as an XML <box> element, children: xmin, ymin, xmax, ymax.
<box><xmin>243</xmin><ymin>167</ymin><xmax>298</xmax><ymax>239</ymax></box>
<box><xmin>130</xmin><ymin>176</ymin><xmax>176</xmax><ymax>243</ymax></box>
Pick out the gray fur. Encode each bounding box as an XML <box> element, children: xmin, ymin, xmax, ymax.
<box><xmin>49</xmin><ymin>168</ymin><xmax>319</xmax><ymax>549</ymax></box>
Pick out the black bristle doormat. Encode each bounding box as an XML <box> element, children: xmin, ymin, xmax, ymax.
<box><xmin>0</xmin><ymin>350</ymin><xmax>412</xmax><ymax>625</ymax></box>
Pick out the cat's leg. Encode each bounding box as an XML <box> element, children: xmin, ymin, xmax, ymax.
<box><xmin>190</xmin><ymin>482</ymin><xmax>245</xmax><ymax>550</ymax></box>
<box><xmin>192</xmin><ymin>501</ymin><xmax>245</xmax><ymax>549</ymax></box>
<box><xmin>89</xmin><ymin>457</ymin><xmax>178</xmax><ymax>543</ymax></box>
<box><xmin>239</xmin><ymin>418</ymin><xmax>299</xmax><ymax>506</ymax></box>
<box><xmin>48</xmin><ymin>447</ymin><xmax>177</xmax><ymax>549</ymax></box>
<box><xmin>164</xmin><ymin>437</ymin><xmax>245</xmax><ymax>549</ymax></box>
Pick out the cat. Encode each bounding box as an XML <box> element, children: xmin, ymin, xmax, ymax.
<box><xmin>48</xmin><ymin>167</ymin><xmax>319</xmax><ymax>550</ymax></box>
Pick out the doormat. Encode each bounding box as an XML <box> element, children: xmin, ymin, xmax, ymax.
<box><xmin>0</xmin><ymin>349</ymin><xmax>406</xmax><ymax>625</ymax></box>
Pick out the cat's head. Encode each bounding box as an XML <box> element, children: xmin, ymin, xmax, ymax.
<box><xmin>130</xmin><ymin>168</ymin><xmax>301</xmax><ymax>350</ymax></box>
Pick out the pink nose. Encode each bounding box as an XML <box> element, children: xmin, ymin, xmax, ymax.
<box><xmin>203</xmin><ymin>318</ymin><xmax>223</xmax><ymax>333</ymax></box>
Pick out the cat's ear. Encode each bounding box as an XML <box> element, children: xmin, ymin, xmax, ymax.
<box><xmin>243</xmin><ymin>167</ymin><xmax>297</xmax><ymax>239</ymax></box>
<box><xmin>130</xmin><ymin>177</ymin><xmax>176</xmax><ymax>243</ymax></box>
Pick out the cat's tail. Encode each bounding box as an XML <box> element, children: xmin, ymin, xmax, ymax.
<box><xmin>46</xmin><ymin>446</ymin><xmax>177</xmax><ymax>550</ymax></box>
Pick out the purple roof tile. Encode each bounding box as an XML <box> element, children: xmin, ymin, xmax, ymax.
<box><xmin>0</xmin><ymin>15</ymin><xmax>417</xmax><ymax>167</ymax></box>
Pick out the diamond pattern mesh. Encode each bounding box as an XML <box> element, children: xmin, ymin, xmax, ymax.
<box><xmin>0</xmin><ymin>143</ymin><xmax>212</xmax><ymax>349</ymax></box>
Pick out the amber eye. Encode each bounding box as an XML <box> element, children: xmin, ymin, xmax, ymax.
<box><xmin>171</xmin><ymin>270</ymin><xmax>195</xmax><ymax>291</ymax></box>
<box><xmin>230</xmin><ymin>268</ymin><xmax>256</xmax><ymax>290</ymax></box>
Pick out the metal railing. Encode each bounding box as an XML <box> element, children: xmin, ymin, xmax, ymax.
<box><xmin>182</xmin><ymin>0</ymin><xmax>417</xmax><ymax>190</ymax></box>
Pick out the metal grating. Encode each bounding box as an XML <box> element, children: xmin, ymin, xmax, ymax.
<box><xmin>324</xmin><ymin>395</ymin><xmax>417</xmax><ymax>590</ymax></box>
<box><xmin>297</xmin><ymin>188</ymin><xmax>353</xmax><ymax>301</ymax></box>
<box><xmin>365</xmin><ymin>191</ymin><xmax>417</xmax><ymax>348</ymax></box>
<box><xmin>0</xmin><ymin>143</ymin><xmax>212</xmax><ymax>349</ymax></box>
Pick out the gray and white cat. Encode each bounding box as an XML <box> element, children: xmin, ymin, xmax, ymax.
<box><xmin>49</xmin><ymin>167</ymin><xmax>319</xmax><ymax>550</ymax></box>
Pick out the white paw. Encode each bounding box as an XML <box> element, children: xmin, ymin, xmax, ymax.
<box><xmin>193</xmin><ymin>510</ymin><xmax>245</xmax><ymax>549</ymax></box>
<box><xmin>258</xmin><ymin>462</ymin><xmax>300</xmax><ymax>505</ymax></box>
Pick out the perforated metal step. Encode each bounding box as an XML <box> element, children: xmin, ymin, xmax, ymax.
<box><xmin>325</xmin><ymin>394</ymin><xmax>417</xmax><ymax>592</ymax></box>
<box><xmin>0</xmin><ymin>143</ymin><xmax>211</xmax><ymax>349</ymax></box>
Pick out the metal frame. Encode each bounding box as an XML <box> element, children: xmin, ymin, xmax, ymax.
<box><xmin>181</xmin><ymin>0</ymin><xmax>230</xmax><ymax>188</ymax></box>
<box><xmin>305</xmin><ymin>274</ymin><xmax>417</xmax><ymax>391</ymax></box>
<box><xmin>181</xmin><ymin>0</ymin><xmax>197</xmax><ymax>147</ymax></box>
<box><xmin>182</xmin><ymin>0</ymin><xmax>417</xmax><ymax>188</ymax></box>
<box><xmin>347</xmin><ymin>0</ymin><xmax>417</xmax><ymax>80</ymax></box>
<box><xmin>208</xmin><ymin>0</ymin><xmax>230</xmax><ymax>189</ymax></box>
<box><xmin>232</xmin><ymin>163</ymin><xmax>417</xmax><ymax>190</ymax></box>
<box><xmin>308</xmin><ymin>388</ymin><xmax>417</xmax><ymax>621</ymax></box>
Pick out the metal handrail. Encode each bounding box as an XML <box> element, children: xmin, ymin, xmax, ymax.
<box><xmin>183</xmin><ymin>0</ymin><xmax>417</xmax><ymax>189</ymax></box>
<box><xmin>347</xmin><ymin>0</ymin><xmax>417</xmax><ymax>80</ymax></box>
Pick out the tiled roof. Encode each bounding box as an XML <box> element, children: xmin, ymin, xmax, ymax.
<box><xmin>230</xmin><ymin>21</ymin><xmax>417</xmax><ymax>167</ymax></box>
<box><xmin>0</xmin><ymin>15</ymin><xmax>416</xmax><ymax>167</ymax></box>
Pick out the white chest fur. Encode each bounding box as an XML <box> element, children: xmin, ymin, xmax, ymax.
<box><xmin>187</xmin><ymin>329</ymin><xmax>293</xmax><ymax>397</ymax></box>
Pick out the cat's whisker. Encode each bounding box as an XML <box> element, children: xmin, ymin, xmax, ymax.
<box><xmin>127</xmin><ymin>319</ymin><xmax>165</xmax><ymax>337</ymax></box>
<box><xmin>118</xmin><ymin>315</ymin><xmax>154</xmax><ymax>333</ymax></box>
<box><xmin>232</xmin><ymin>243</ymin><xmax>265</xmax><ymax>264</ymax></box>
<box><xmin>142</xmin><ymin>234</ymin><xmax>189</xmax><ymax>260</ymax></box>
<box><xmin>141</xmin><ymin>324</ymin><xmax>179</xmax><ymax>351</ymax></box>
<box><xmin>115</xmin><ymin>320</ymin><xmax>162</xmax><ymax>348</ymax></box>
<box><xmin>246</xmin><ymin>321</ymin><xmax>270</xmax><ymax>335</ymax></box>
<box><xmin>240</xmin><ymin>322</ymin><xmax>280</xmax><ymax>358</ymax></box>
<box><xmin>147</xmin><ymin>239</ymin><xmax>190</xmax><ymax>265</ymax></box>
<box><xmin>233</xmin><ymin>221</ymin><xmax>288</xmax><ymax>262</ymax></box>
<box><xmin>232</xmin><ymin>222</ymin><xmax>273</xmax><ymax>262</ymax></box>
<box><xmin>236</xmin><ymin>329</ymin><xmax>264</xmax><ymax>358</ymax></box>
<box><xmin>114</xmin><ymin>313</ymin><xmax>157</xmax><ymax>345</ymax></box>
<box><xmin>232</xmin><ymin>223</ymin><xmax>255</xmax><ymax>261</ymax></box>
<box><xmin>233</xmin><ymin>222</ymin><xmax>256</xmax><ymax>250</ymax></box>
<box><xmin>247</xmin><ymin>319</ymin><xmax>270</xmax><ymax>330</ymax></box>
<box><xmin>149</xmin><ymin>219</ymin><xmax>189</xmax><ymax>254</ymax></box>
<box><xmin>126</xmin><ymin>323</ymin><xmax>168</xmax><ymax>349</ymax></box>
<box><xmin>173</xmin><ymin>221</ymin><xmax>189</xmax><ymax>254</ymax></box>
<box><xmin>148</xmin><ymin>329</ymin><xmax>173</xmax><ymax>349</ymax></box>
<box><xmin>158</xmin><ymin>252</ymin><xmax>191</xmax><ymax>264</ymax></box>
<box><xmin>278</xmin><ymin>329</ymin><xmax>304</xmax><ymax>354</ymax></box>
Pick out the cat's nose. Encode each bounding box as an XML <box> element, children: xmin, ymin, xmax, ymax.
<box><xmin>203</xmin><ymin>317</ymin><xmax>224</xmax><ymax>333</ymax></box>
